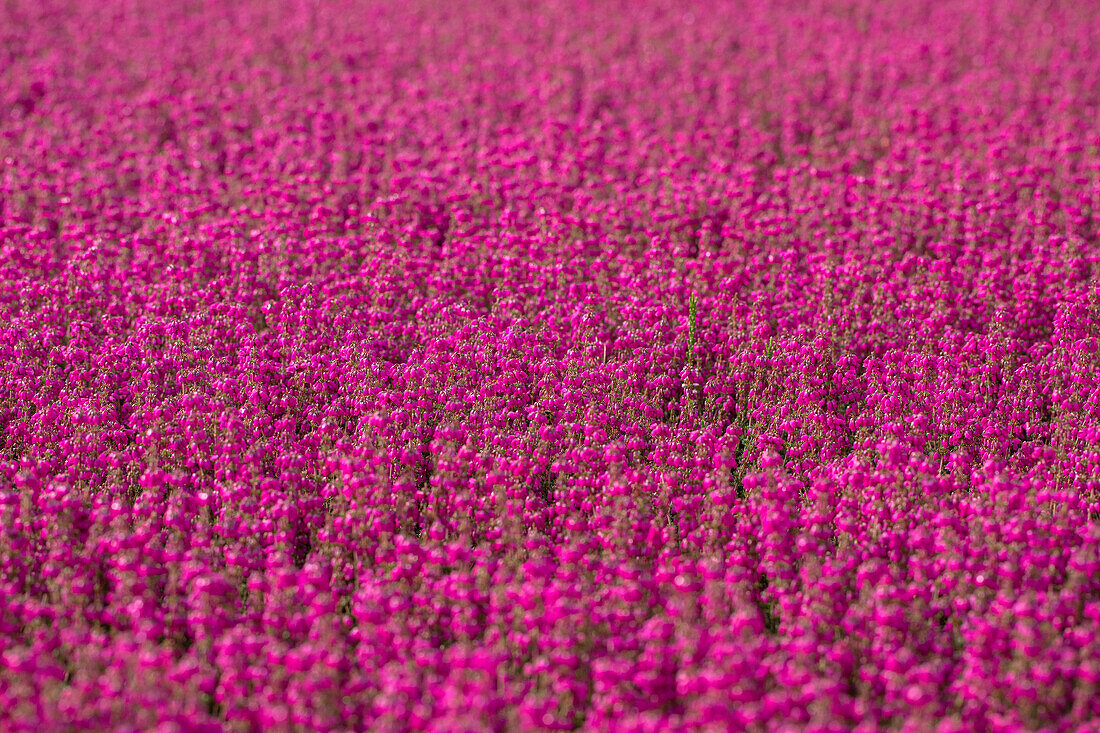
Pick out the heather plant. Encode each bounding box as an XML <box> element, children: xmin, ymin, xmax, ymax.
<box><xmin>2</xmin><ymin>0</ymin><xmax>1100</xmax><ymax>730</ymax></box>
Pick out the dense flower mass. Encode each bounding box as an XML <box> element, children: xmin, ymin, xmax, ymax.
<box><xmin>3</xmin><ymin>0</ymin><xmax>1100</xmax><ymax>729</ymax></box>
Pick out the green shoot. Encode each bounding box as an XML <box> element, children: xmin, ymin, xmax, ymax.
<box><xmin>688</xmin><ymin>293</ymin><xmax>698</xmax><ymax>365</ymax></box>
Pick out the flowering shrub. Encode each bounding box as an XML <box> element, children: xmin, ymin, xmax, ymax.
<box><xmin>2</xmin><ymin>0</ymin><xmax>1100</xmax><ymax>729</ymax></box>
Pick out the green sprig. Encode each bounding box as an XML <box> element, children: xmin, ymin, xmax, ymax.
<box><xmin>687</xmin><ymin>293</ymin><xmax>698</xmax><ymax>365</ymax></box>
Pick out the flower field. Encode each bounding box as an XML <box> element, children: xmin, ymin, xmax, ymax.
<box><xmin>3</xmin><ymin>0</ymin><xmax>1100</xmax><ymax>729</ymax></box>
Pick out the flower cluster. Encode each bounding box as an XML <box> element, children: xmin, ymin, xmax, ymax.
<box><xmin>2</xmin><ymin>0</ymin><xmax>1100</xmax><ymax>729</ymax></box>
